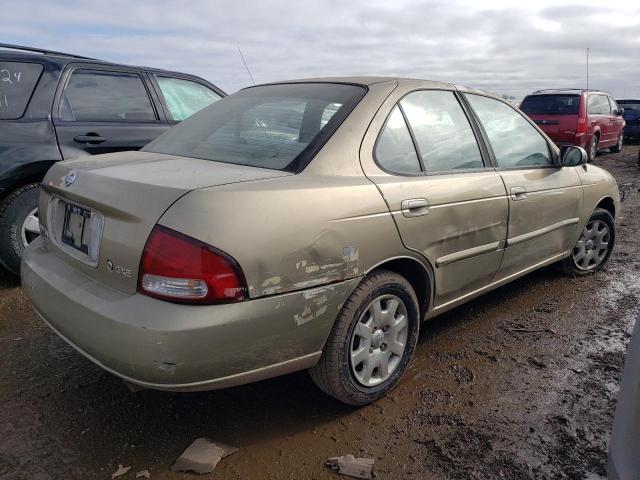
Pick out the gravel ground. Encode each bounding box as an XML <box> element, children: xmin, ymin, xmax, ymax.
<box><xmin>1</xmin><ymin>145</ymin><xmax>639</xmax><ymax>480</ymax></box>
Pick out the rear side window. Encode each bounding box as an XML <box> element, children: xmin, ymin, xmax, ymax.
<box><xmin>144</xmin><ymin>83</ymin><xmax>365</xmax><ymax>172</ymax></box>
<box><xmin>0</xmin><ymin>61</ymin><xmax>44</xmax><ymax>119</ymax></box>
<box><xmin>465</xmin><ymin>94</ymin><xmax>552</xmax><ymax>169</ymax></box>
<box><xmin>520</xmin><ymin>94</ymin><xmax>580</xmax><ymax>115</ymax></box>
<box><xmin>375</xmin><ymin>106</ymin><xmax>422</xmax><ymax>174</ymax></box>
<box><xmin>156</xmin><ymin>76</ymin><xmax>222</xmax><ymax>122</ymax></box>
<box><xmin>60</xmin><ymin>70</ymin><xmax>156</xmax><ymax>122</ymax></box>
<box><xmin>400</xmin><ymin>90</ymin><xmax>483</xmax><ymax>172</ymax></box>
<box><xmin>587</xmin><ymin>95</ymin><xmax>611</xmax><ymax>115</ymax></box>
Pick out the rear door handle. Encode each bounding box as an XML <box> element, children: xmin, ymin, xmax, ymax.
<box><xmin>74</xmin><ymin>133</ymin><xmax>106</xmax><ymax>144</ymax></box>
<box><xmin>401</xmin><ymin>198</ymin><xmax>430</xmax><ymax>217</ymax></box>
<box><xmin>510</xmin><ymin>186</ymin><xmax>528</xmax><ymax>201</ymax></box>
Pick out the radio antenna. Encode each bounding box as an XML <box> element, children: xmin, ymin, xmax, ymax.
<box><xmin>237</xmin><ymin>46</ymin><xmax>255</xmax><ymax>86</ymax></box>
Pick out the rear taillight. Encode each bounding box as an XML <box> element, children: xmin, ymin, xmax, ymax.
<box><xmin>576</xmin><ymin>115</ymin><xmax>587</xmax><ymax>134</ymax></box>
<box><xmin>138</xmin><ymin>225</ymin><xmax>246</xmax><ymax>304</ymax></box>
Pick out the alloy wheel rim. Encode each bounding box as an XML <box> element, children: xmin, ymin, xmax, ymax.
<box><xmin>590</xmin><ymin>138</ymin><xmax>598</xmax><ymax>159</ymax></box>
<box><xmin>21</xmin><ymin>208</ymin><xmax>40</xmax><ymax>248</ymax></box>
<box><xmin>617</xmin><ymin>134</ymin><xmax>623</xmax><ymax>149</ymax></box>
<box><xmin>572</xmin><ymin>219</ymin><xmax>610</xmax><ymax>271</ymax></box>
<box><xmin>349</xmin><ymin>294</ymin><xmax>408</xmax><ymax>387</ymax></box>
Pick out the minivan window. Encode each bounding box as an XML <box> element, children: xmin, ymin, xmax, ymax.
<box><xmin>60</xmin><ymin>70</ymin><xmax>156</xmax><ymax>122</ymax></box>
<box><xmin>465</xmin><ymin>94</ymin><xmax>552</xmax><ymax>168</ymax></box>
<box><xmin>587</xmin><ymin>95</ymin><xmax>611</xmax><ymax>115</ymax></box>
<box><xmin>520</xmin><ymin>94</ymin><xmax>580</xmax><ymax>116</ymax></box>
<box><xmin>375</xmin><ymin>105</ymin><xmax>422</xmax><ymax>175</ymax></box>
<box><xmin>0</xmin><ymin>61</ymin><xmax>44</xmax><ymax>119</ymax></box>
<box><xmin>144</xmin><ymin>83</ymin><xmax>366</xmax><ymax>172</ymax></box>
<box><xmin>156</xmin><ymin>76</ymin><xmax>222</xmax><ymax>122</ymax></box>
<box><xmin>400</xmin><ymin>90</ymin><xmax>483</xmax><ymax>172</ymax></box>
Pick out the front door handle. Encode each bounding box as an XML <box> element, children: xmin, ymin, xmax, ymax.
<box><xmin>74</xmin><ymin>133</ymin><xmax>106</xmax><ymax>144</ymax></box>
<box><xmin>401</xmin><ymin>198</ymin><xmax>430</xmax><ymax>217</ymax></box>
<box><xmin>510</xmin><ymin>186</ymin><xmax>528</xmax><ymax>201</ymax></box>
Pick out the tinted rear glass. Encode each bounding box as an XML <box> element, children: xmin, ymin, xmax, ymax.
<box><xmin>618</xmin><ymin>100</ymin><xmax>640</xmax><ymax>111</ymax></box>
<box><xmin>143</xmin><ymin>83</ymin><xmax>366</xmax><ymax>172</ymax></box>
<box><xmin>520</xmin><ymin>94</ymin><xmax>580</xmax><ymax>115</ymax></box>
<box><xmin>0</xmin><ymin>61</ymin><xmax>44</xmax><ymax>119</ymax></box>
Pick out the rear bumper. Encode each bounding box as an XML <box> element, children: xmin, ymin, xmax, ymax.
<box><xmin>22</xmin><ymin>238</ymin><xmax>358</xmax><ymax>391</ymax></box>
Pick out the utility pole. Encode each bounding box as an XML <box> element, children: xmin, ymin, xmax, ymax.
<box><xmin>586</xmin><ymin>47</ymin><xmax>589</xmax><ymax>90</ymax></box>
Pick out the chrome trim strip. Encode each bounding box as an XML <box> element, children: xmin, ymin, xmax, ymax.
<box><xmin>435</xmin><ymin>240</ymin><xmax>502</xmax><ymax>267</ymax></box>
<box><xmin>35</xmin><ymin>308</ymin><xmax>321</xmax><ymax>392</ymax></box>
<box><xmin>507</xmin><ymin>218</ymin><xmax>580</xmax><ymax>247</ymax></box>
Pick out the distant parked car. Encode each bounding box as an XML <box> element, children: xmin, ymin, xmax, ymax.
<box><xmin>520</xmin><ymin>89</ymin><xmax>626</xmax><ymax>163</ymax></box>
<box><xmin>22</xmin><ymin>77</ymin><xmax>620</xmax><ymax>405</ymax></box>
<box><xmin>0</xmin><ymin>43</ymin><xmax>225</xmax><ymax>274</ymax></box>
<box><xmin>617</xmin><ymin>99</ymin><xmax>640</xmax><ymax>141</ymax></box>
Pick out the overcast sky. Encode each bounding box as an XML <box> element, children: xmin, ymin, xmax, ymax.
<box><xmin>6</xmin><ymin>0</ymin><xmax>640</xmax><ymax>98</ymax></box>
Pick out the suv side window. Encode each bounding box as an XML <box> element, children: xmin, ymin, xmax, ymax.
<box><xmin>155</xmin><ymin>76</ymin><xmax>222</xmax><ymax>122</ymax></box>
<box><xmin>60</xmin><ymin>69</ymin><xmax>156</xmax><ymax>122</ymax></box>
<box><xmin>465</xmin><ymin>93</ymin><xmax>552</xmax><ymax>168</ymax></box>
<box><xmin>374</xmin><ymin>105</ymin><xmax>422</xmax><ymax>175</ymax></box>
<box><xmin>400</xmin><ymin>90</ymin><xmax>484</xmax><ymax>172</ymax></box>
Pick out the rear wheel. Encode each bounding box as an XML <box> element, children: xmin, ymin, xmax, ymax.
<box><xmin>611</xmin><ymin>133</ymin><xmax>623</xmax><ymax>153</ymax></box>
<box><xmin>587</xmin><ymin>135</ymin><xmax>599</xmax><ymax>162</ymax></box>
<box><xmin>0</xmin><ymin>183</ymin><xmax>41</xmax><ymax>275</ymax></box>
<box><xmin>309</xmin><ymin>270</ymin><xmax>420</xmax><ymax>405</ymax></box>
<box><xmin>559</xmin><ymin>208</ymin><xmax>615</xmax><ymax>276</ymax></box>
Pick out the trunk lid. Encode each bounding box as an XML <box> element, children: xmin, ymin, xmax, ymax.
<box><xmin>40</xmin><ymin>151</ymin><xmax>291</xmax><ymax>294</ymax></box>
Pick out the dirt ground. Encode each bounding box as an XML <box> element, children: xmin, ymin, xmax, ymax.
<box><xmin>1</xmin><ymin>145</ymin><xmax>639</xmax><ymax>480</ymax></box>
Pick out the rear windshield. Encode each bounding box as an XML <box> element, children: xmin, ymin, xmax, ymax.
<box><xmin>0</xmin><ymin>61</ymin><xmax>44</xmax><ymax>119</ymax></box>
<box><xmin>520</xmin><ymin>94</ymin><xmax>580</xmax><ymax>115</ymax></box>
<box><xmin>143</xmin><ymin>83</ymin><xmax>366</xmax><ymax>172</ymax></box>
<box><xmin>618</xmin><ymin>100</ymin><xmax>640</xmax><ymax>111</ymax></box>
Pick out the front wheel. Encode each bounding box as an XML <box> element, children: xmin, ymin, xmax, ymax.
<box><xmin>309</xmin><ymin>270</ymin><xmax>420</xmax><ymax>405</ymax></box>
<box><xmin>610</xmin><ymin>133</ymin><xmax>623</xmax><ymax>153</ymax></box>
<box><xmin>559</xmin><ymin>208</ymin><xmax>615</xmax><ymax>276</ymax></box>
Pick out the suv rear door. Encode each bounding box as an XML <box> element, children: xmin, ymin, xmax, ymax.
<box><xmin>53</xmin><ymin>64</ymin><xmax>170</xmax><ymax>159</ymax></box>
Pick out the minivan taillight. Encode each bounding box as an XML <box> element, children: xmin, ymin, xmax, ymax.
<box><xmin>576</xmin><ymin>115</ymin><xmax>587</xmax><ymax>134</ymax></box>
<box><xmin>138</xmin><ymin>225</ymin><xmax>246</xmax><ymax>304</ymax></box>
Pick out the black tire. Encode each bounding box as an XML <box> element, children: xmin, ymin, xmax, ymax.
<box><xmin>610</xmin><ymin>133</ymin><xmax>623</xmax><ymax>153</ymax></box>
<box><xmin>0</xmin><ymin>183</ymin><xmax>41</xmax><ymax>275</ymax></box>
<box><xmin>587</xmin><ymin>135</ymin><xmax>599</xmax><ymax>162</ymax></box>
<box><xmin>559</xmin><ymin>208</ymin><xmax>615</xmax><ymax>276</ymax></box>
<box><xmin>309</xmin><ymin>270</ymin><xmax>420</xmax><ymax>405</ymax></box>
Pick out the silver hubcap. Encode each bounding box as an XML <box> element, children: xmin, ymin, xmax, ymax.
<box><xmin>350</xmin><ymin>294</ymin><xmax>408</xmax><ymax>387</ymax></box>
<box><xmin>617</xmin><ymin>134</ymin><xmax>623</xmax><ymax>149</ymax></box>
<box><xmin>572</xmin><ymin>219</ymin><xmax>610</xmax><ymax>270</ymax></box>
<box><xmin>590</xmin><ymin>138</ymin><xmax>598</xmax><ymax>159</ymax></box>
<box><xmin>21</xmin><ymin>208</ymin><xmax>40</xmax><ymax>248</ymax></box>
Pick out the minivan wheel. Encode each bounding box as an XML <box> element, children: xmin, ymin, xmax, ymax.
<box><xmin>309</xmin><ymin>270</ymin><xmax>420</xmax><ymax>405</ymax></box>
<box><xmin>610</xmin><ymin>133</ymin><xmax>623</xmax><ymax>153</ymax></box>
<box><xmin>0</xmin><ymin>183</ymin><xmax>41</xmax><ymax>275</ymax></box>
<box><xmin>587</xmin><ymin>135</ymin><xmax>599</xmax><ymax>162</ymax></box>
<box><xmin>559</xmin><ymin>208</ymin><xmax>615</xmax><ymax>276</ymax></box>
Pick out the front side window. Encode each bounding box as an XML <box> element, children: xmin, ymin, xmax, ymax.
<box><xmin>400</xmin><ymin>90</ymin><xmax>483</xmax><ymax>172</ymax></box>
<box><xmin>607</xmin><ymin>96</ymin><xmax>619</xmax><ymax>114</ymax></box>
<box><xmin>144</xmin><ymin>83</ymin><xmax>365</xmax><ymax>172</ymax></box>
<box><xmin>60</xmin><ymin>70</ymin><xmax>156</xmax><ymax>122</ymax></box>
<box><xmin>374</xmin><ymin>105</ymin><xmax>421</xmax><ymax>175</ymax></box>
<box><xmin>465</xmin><ymin>94</ymin><xmax>552</xmax><ymax>168</ymax></box>
<box><xmin>156</xmin><ymin>76</ymin><xmax>222</xmax><ymax>122</ymax></box>
<box><xmin>0</xmin><ymin>61</ymin><xmax>44</xmax><ymax>119</ymax></box>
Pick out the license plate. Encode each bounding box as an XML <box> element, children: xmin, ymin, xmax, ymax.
<box><xmin>61</xmin><ymin>203</ymin><xmax>93</xmax><ymax>255</ymax></box>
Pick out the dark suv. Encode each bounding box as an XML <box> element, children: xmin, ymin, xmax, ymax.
<box><xmin>617</xmin><ymin>99</ymin><xmax>640</xmax><ymax>141</ymax></box>
<box><xmin>520</xmin><ymin>89</ymin><xmax>626</xmax><ymax>162</ymax></box>
<box><xmin>0</xmin><ymin>44</ymin><xmax>225</xmax><ymax>274</ymax></box>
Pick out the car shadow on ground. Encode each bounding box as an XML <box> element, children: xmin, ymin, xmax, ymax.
<box><xmin>0</xmin><ymin>266</ymin><xmax>19</xmax><ymax>289</ymax></box>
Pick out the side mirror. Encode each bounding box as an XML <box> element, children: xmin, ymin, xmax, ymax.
<box><xmin>616</xmin><ymin>107</ymin><xmax>624</xmax><ymax>116</ymax></box>
<box><xmin>561</xmin><ymin>145</ymin><xmax>587</xmax><ymax>167</ymax></box>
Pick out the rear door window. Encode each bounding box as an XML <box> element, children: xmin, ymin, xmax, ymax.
<box><xmin>587</xmin><ymin>95</ymin><xmax>611</xmax><ymax>115</ymax></box>
<box><xmin>60</xmin><ymin>70</ymin><xmax>156</xmax><ymax>122</ymax></box>
<box><xmin>155</xmin><ymin>76</ymin><xmax>222</xmax><ymax>122</ymax></box>
<box><xmin>520</xmin><ymin>95</ymin><xmax>580</xmax><ymax>116</ymax></box>
<box><xmin>0</xmin><ymin>61</ymin><xmax>44</xmax><ymax>119</ymax></box>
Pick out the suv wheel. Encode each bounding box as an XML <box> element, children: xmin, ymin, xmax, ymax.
<box><xmin>559</xmin><ymin>208</ymin><xmax>615</xmax><ymax>276</ymax></box>
<box><xmin>610</xmin><ymin>133</ymin><xmax>623</xmax><ymax>153</ymax></box>
<box><xmin>587</xmin><ymin>135</ymin><xmax>599</xmax><ymax>162</ymax></box>
<box><xmin>0</xmin><ymin>183</ymin><xmax>41</xmax><ymax>275</ymax></box>
<box><xmin>309</xmin><ymin>270</ymin><xmax>420</xmax><ymax>405</ymax></box>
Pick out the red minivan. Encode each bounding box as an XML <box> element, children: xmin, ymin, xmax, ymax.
<box><xmin>520</xmin><ymin>89</ymin><xmax>626</xmax><ymax>162</ymax></box>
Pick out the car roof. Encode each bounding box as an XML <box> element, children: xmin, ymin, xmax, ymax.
<box><xmin>526</xmin><ymin>89</ymin><xmax>610</xmax><ymax>96</ymax></box>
